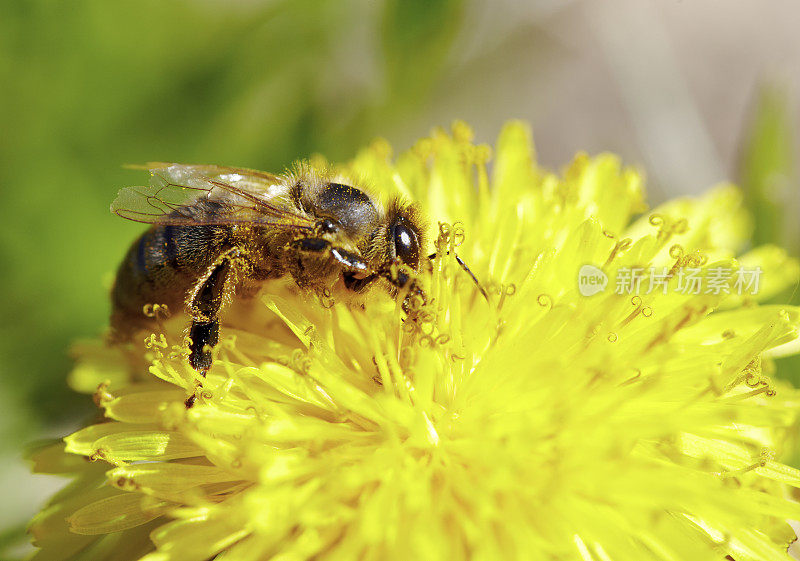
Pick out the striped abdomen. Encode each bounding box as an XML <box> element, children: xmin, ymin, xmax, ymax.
<box><xmin>111</xmin><ymin>223</ymin><xmax>229</xmax><ymax>337</ymax></box>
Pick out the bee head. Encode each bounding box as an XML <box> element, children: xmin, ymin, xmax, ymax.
<box><xmin>349</xmin><ymin>199</ymin><xmax>427</xmax><ymax>307</ymax></box>
<box><xmin>291</xmin><ymin>169</ymin><xmax>429</xmax><ymax>297</ymax></box>
<box><xmin>297</xmin><ymin>172</ymin><xmax>427</xmax><ymax>268</ymax></box>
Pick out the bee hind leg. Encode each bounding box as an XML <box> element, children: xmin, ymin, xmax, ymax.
<box><xmin>189</xmin><ymin>320</ymin><xmax>219</xmax><ymax>374</ymax></box>
<box><xmin>187</xmin><ymin>248</ymin><xmax>248</xmax><ymax>377</ymax></box>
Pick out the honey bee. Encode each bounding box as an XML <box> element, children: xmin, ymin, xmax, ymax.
<box><xmin>110</xmin><ymin>163</ymin><xmax>436</xmax><ymax>379</ymax></box>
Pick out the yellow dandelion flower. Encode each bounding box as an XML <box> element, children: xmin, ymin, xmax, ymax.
<box><xmin>29</xmin><ymin>121</ymin><xmax>800</xmax><ymax>561</ymax></box>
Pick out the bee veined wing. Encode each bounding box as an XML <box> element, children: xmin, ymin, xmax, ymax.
<box><xmin>111</xmin><ymin>163</ymin><xmax>314</xmax><ymax>229</ymax></box>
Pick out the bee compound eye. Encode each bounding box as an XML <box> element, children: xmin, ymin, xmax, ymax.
<box><xmin>392</xmin><ymin>220</ymin><xmax>419</xmax><ymax>268</ymax></box>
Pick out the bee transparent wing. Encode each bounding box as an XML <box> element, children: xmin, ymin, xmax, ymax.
<box><xmin>111</xmin><ymin>163</ymin><xmax>314</xmax><ymax>229</ymax></box>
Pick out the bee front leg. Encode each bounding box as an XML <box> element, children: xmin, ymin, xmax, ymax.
<box><xmin>377</xmin><ymin>260</ymin><xmax>427</xmax><ymax>314</ymax></box>
<box><xmin>290</xmin><ymin>238</ymin><xmax>371</xmax><ymax>278</ymax></box>
<box><xmin>188</xmin><ymin>248</ymin><xmax>247</xmax><ymax>375</ymax></box>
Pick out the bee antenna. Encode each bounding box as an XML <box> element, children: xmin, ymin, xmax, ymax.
<box><xmin>428</xmin><ymin>252</ymin><xmax>489</xmax><ymax>301</ymax></box>
<box><xmin>456</xmin><ymin>255</ymin><xmax>489</xmax><ymax>300</ymax></box>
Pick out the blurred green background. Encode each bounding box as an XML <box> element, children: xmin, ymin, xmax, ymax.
<box><xmin>1</xmin><ymin>0</ymin><xmax>798</xmax><ymax>557</ymax></box>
